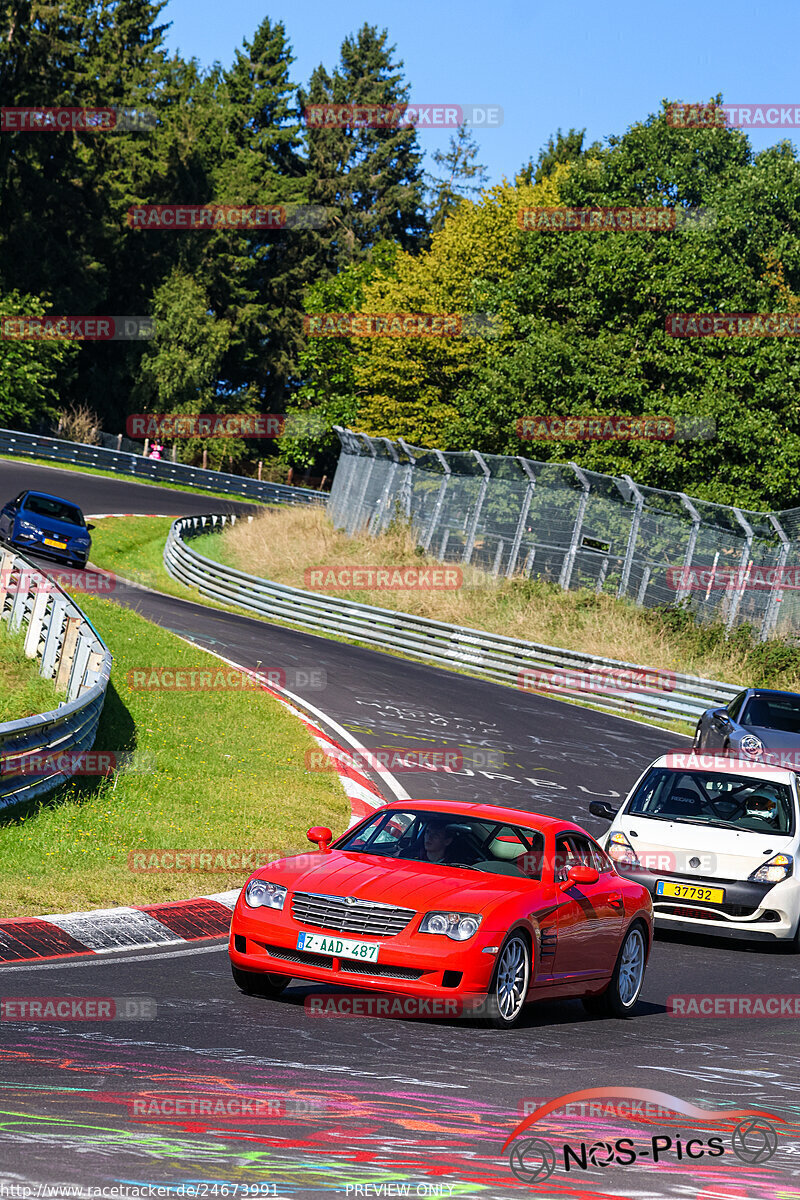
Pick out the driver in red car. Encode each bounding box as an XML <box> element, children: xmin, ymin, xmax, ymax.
<box><xmin>421</xmin><ymin>819</ymin><xmax>456</xmax><ymax>863</ymax></box>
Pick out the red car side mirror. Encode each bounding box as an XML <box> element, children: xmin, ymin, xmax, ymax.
<box><xmin>307</xmin><ymin>826</ymin><xmax>333</xmax><ymax>853</ymax></box>
<box><xmin>560</xmin><ymin>863</ymin><xmax>600</xmax><ymax>889</ymax></box>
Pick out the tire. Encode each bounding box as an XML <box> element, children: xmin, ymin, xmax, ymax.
<box><xmin>581</xmin><ymin>922</ymin><xmax>647</xmax><ymax>1019</ymax></box>
<box><xmin>231</xmin><ymin>964</ymin><xmax>290</xmax><ymax>997</ymax></box>
<box><xmin>483</xmin><ymin>932</ymin><xmax>531</xmax><ymax>1029</ymax></box>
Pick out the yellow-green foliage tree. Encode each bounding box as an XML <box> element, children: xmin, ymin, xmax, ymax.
<box><xmin>351</xmin><ymin>168</ymin><xmax>569</xmax><ymax>446</ymax></box>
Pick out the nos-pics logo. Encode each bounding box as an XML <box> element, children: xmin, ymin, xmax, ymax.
<box><xmin>503</xmin><ymin>1087</ymin><xmax>783</xmax><ymax>1183</ymax></box>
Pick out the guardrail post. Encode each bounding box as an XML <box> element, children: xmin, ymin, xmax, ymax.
<box><xmin>676</xmin><ymin>494</ymin><xmax>701</xmax><ymax>602</ymax></box>
<box><xmin>67</xmin><ymin>633</ymin><xmax>93</xmax><ymax>700</ymax></box>
<box><xmin>0</xmin><ymin>550</ymin><xmax>15</xmax><ymax>614</ymax></box>
<box><xmin>55</xmin><ymin>616</ymin><xmax>81</xmax><ymax>693</ymax></box>
<box><xmin>760</xmin><ymin>514</ymin><xmax>790</xmax><ymax>641</ymax></box>
<box><xmin>421</xmin><ymin>450</ymin><xmax>451</xmax><ymax>552</ymax></box>
<box><xmin>9</xmin><ymin>565</ymin><xmax>32</xmax><ymax>633</ymax></box>
<box><xmin>507</xmin><ymin>459</ymin><xmax>537</xmax><ymax>578</ymax></box>
<box><xmin>559</xmin><ymin>464</ymin><xmax>590</xmax><ymax>590</ymax></box>
<box><xmin>24</xmin><ymin>586</ymin><xmax>50</xmax><ymax>660</ymax></box>
<box><xmin>463</xmin><ymin>451</ymin><xmax>491</xmax><ymax>565</ymax></box>
<box><xmin>41</xmin><ymin>596</ymin><xmax>67</xmax><ymax>678</ymax></box>
<box><xmin>725</xmin><ymin>508</ymin><xmax>754</xmax><ymax>632</ymax></box>
<box><xmin>617</xmin><ymin>475</ymin><xmax>644</xmax><ymax>600</ymax></box>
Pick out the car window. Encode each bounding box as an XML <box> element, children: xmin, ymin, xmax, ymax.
<box><xmin>21</xmin><ymin>495</ymin><xmax>84</xmax><ymax>526</ymax></box>
<box><xmin>740</xmin><ymin>693</ymin><xmax>800</xmax><ymax>734</ymax></box>
<box><xmin>627</xmin><ymin>767</ymin><xmax>795</xmax><ymax>835</ymax></box>
<box><xmin>336</xmin><ymin>810</ymin><xmax>544</xmax><ymax>874</ymax></box>
<box><xmin>589</xmin><ymin>839</ymin><xmax>614</xmax><ymax>873</ymax></box>
<box><xmin>554</xmin><ymin>834</ymin><xmax>593</xmax><ymax>881</ymax></box>
<box><xmin>726</xmin><ymin>691</ymin><xmax>747</xmax><ymax>719</ymax></box>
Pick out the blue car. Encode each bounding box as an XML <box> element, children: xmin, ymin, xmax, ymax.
<box><xmin>0</xmin><ymin>490</ymin><xmax>94</xmax><ymax>566</ymax></box>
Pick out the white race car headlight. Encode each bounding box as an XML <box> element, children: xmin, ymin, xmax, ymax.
<box><xmin>740</xmin><ymin>734</ymin><xmax>764</xmax><ymax>758</ymax></box>
<box><xmin>608</xmin><ymin>831</ymin><xmax>640</xmax><ymax>868</ymax></box>
<box><xmin>420</xmin><ymin>911</ymin><xmax>482</xmax><ymax>941</ymax></box>
<box><xmin>244</xmin><ymin>879</ymin><xmax>287</xmax><ymax>910</ymax></box>
<box><xmin>749</xmin><ymin>854</ymin><xmax>793</xmax><ymax>883</ymax></box>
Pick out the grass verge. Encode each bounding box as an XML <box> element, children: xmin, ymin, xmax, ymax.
<box><xmin>0</xmin><ymin>592</ymin><xmax>350</xmax><ymax>919</ymax></box>
<box><xmin>0</xmin><ymin>628</ymin><xmax>61</xmax><ymax>723</ymax></box>
<box><xmin>82</xmin><ymin>516</ymin><xmax>696</xmax><ymax>737</ymax></box>
<box><xmin>202</xmin><ymin>506</ymin><xmax>800</xmax><ymax>692</ymax></box>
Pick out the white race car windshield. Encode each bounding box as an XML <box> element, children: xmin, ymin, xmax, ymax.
<box><xmin>628</xmin><ymin>768</ymin><xmax>795</xmax><ymax>835</ymax></box>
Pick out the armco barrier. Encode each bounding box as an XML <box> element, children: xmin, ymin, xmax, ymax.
<box><xmin>0</xmin><ymin>550</ymin><xmax>112</xmax><ymax>808</ymax></box>
<box><xmin>164</xmin><ymin>514</ymin><xmax>739</xmax><ymax>726</ymax></box>
<box><xmin>0</xmin><ymin>427</ymin><xmax>326</xmax><ymax>507</ymax></box>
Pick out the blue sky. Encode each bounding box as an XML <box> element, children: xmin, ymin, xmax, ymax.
<box><xmin>160</xmin><ymin>0</ymin><xmax>800</xmax><ymax>186</ymax></box>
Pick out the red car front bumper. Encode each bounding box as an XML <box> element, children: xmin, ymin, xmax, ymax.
<box><xmin>229</xmin><ymin>899</ymin><xmax>502</xmax><ymax>1001</ymax></box>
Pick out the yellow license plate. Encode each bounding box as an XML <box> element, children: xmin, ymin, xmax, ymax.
<box><xmin>656</xmin><ymin>880</ymin><xmax>725</xmax><ymax>904</ymax></box>
<box><xmin>43</xmin><ymin>538</ymin><xmax>66</xmax><ymax>549</ymax></box>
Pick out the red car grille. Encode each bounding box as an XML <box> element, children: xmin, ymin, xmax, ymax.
<box><xmin>291</xmin><ymin>891</ymin><xmax>415</xmax><ymax>937</ymax></box>
<box><xmin>262</xmin><ymin>943</ymin><xmax>424</xmax><ymax>980</ymax></box>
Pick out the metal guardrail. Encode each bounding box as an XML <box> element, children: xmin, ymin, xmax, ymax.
<box><xmin>164</xmin><ymin>514</ymin><xmax>739</xmax><ymax>727</ymax></box>
<box><xmin>0</xmin><ymin>550</ymin><xmax>113</xmax><ymax>809</ymax></box>
<box><xmin>0</xmin><ymin>427</ymin><xmax>327</xmax><ymax>507</ymax></box>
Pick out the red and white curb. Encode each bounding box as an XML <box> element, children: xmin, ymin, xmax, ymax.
<box><xmin>0</xmin><ymin>671</ymin><xmax>390</xmax><ymax>965</ymax></box>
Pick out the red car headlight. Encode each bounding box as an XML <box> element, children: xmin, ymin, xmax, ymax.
<box><xmin>244</xmin><ymin>879</ymin><xmax>287</xmax><ymax>910</ymax></box>
<box><xmin>419</xmin><ymin>912</ymin><xmax>482</xmax><ymax>941</ymax></box>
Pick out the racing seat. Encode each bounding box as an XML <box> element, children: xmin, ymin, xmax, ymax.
<box><xmin>658</xmin><ymin>787</ymin><xmax>705</xmax><ymax>818</ymax></box>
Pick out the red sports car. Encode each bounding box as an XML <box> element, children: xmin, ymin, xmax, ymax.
<box><xmin>229</xmin><ymin>800</ymin><xmax>654</xmax><ymax>1027</ymax></box>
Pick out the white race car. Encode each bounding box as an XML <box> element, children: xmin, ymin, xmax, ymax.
<box><xmin>590</xmin><ymin>751</ymin><xmax>800</xmax><ymax>948</ymax></box>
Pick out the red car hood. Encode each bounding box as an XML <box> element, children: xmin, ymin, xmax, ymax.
<box><xmin>258</xmin><ymin>851</ymin><xmax>537</xmax><ymax>915</ymax></box>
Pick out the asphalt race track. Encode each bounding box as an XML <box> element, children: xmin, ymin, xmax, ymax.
<box><xmin>1</xmin><ymin>459</ymin><xmax>798</xmax><ymax>1200</ymax></box>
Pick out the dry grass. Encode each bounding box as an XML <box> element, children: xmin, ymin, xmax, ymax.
<box><xmin>208</xmin><ymin>507</ymin><xmax>773</xmax><ymax>687</ymax></box>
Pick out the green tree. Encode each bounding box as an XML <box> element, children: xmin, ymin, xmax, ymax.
<box><xmin>300</xmin><ymin>24</ymin><xmax>429</xmax><ymax>269</ymax></box>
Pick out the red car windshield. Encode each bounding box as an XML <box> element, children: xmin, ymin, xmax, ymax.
<box><xmin>336</xmin><ymin>809</ymin><xmax>545</xmax><ymax>878</ymax></box>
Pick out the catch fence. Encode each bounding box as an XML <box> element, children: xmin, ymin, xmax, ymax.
<box><xmin>329</xmin><ymin>428</ymin><xmax>800</xmax><ymax>641</ymax></box>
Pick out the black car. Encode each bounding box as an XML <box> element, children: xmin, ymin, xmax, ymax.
<box><xmin>694</xmin><ymin>688</ymin><xmax>800</xmax><ymax>759</ymax></box>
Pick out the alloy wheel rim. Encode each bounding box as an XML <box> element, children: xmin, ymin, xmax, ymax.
<box><xmin>618</xmin><ymin>928</ymin><xmax>645</xmax><ymax>1006</ymax></box>
<box><xmin>496</xmin><ymin>937</ymin><xmax>528</xmax><ymax>1020</ymax></box>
